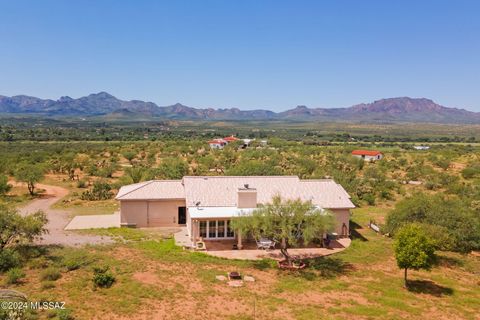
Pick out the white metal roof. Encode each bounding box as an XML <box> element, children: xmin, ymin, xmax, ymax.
<box><xmin>115</xmin><ymin>176</ymin><xmax>355</xmax><ymax>209</ymax></box>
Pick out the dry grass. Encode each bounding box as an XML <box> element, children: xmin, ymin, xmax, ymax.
<box><xmin>1</xmin><ymin>208</ymin><xmax>479</xmax><ymax>320</ymax></box>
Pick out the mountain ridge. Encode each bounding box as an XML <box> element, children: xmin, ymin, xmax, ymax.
<box><xmin>1</xmin><ymin>92</ymin><xmax>479</xmax><ymax>124</ymax></box>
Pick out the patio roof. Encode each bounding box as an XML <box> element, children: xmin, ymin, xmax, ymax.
<box><xmin>188</xmin><ymin>205</ymin><xmax>326</xmax><ymax>219</ymax></box>
<box><xmin>188</xmin><ymin>206</ymin><xmax>255</xmax><ymax>219</ymax></box>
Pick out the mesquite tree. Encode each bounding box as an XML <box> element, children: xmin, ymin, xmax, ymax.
<box><xmin>0</xmin><ymin>205</ymin><xmax>48</xmax><ymax>249</ymax></box>
<box><xmin>232</xmin><ymin>195</ymin><xmax>335</xmax><ymax>266</ymax></box>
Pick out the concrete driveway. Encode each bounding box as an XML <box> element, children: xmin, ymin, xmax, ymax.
<box><xmin>17</xmin><ymin>182</ymin><xmax>113</xmax><ymax>246</ymax></box>
<box><xmin>65</xmin><ymin>212</ymin><xmax>120</xmax><ymax>230</ymax></box>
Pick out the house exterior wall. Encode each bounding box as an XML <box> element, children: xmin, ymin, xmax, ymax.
<box><xmin>120</xmin><ymin>201</ymin><xmax>148</xmax><ymax>227</ymax></box>
<box><xmin>330</xmin><ymin>208</ymin><xmax>351</xmax><ymax>236</ymax></box>
<box><xmin>120</xmin><ymin>199</ymin><xmax>186</xmax><ymax>227</ymax></box>
<box><xmin>352</xmin><ymin>154</ymin><xmax>383</xmax><ymax>161</ymax></box>
<box><xmin>148</xmin><ymin>200</ymin><xmax>186</xmax><ymax>227</ymax></box>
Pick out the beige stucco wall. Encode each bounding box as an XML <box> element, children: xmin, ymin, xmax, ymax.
<box><xmin>330</xmin><ymin>208</ymin><xmax>351</xmax><ymax>236</ymax></box>
<box><xmin>120</xmin><ymin>201</ymin><xmax>148</xmax><ymax>227</ymax></box>
<box><xmin>148</xmin><ymin>200</ymin><xmax>186</xmax><ymax>227</ymax></box>
<box><xmin>120</xmin><ymin>200</ymin><xmax>186</xmax><ymax>227</ymax></box>
<box><xmin>237</xmin><ymin>190</ymin><xmax>257</xmax><ymax>208</ymax></box>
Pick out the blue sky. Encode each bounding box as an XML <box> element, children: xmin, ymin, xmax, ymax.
<box><xmin>1</xmin><ymin>0</ymin><xmax>479</xmax><ymax>111</ymax></box>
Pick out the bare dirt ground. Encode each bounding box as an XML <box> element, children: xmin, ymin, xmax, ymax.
<box><xmin>16</xmin><ymin>182</ymin><xmax>113</xmax><ymax>246</ymax></box>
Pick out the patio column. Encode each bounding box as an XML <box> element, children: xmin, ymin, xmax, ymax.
<box><xmin>237</xmin><ymin>231</ymin><xmax>243</xmax><ymax>250</ymax></box>
<box><xmin>191</xmin><ymin>219</ymin><xmax>197</xmax><ymax>245</ymax></box>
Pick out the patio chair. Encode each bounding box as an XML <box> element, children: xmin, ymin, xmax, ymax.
<box><xmin>256</xmin><ymin>238</ymin><xmax>276</xmax><ymax>250</ymax></box>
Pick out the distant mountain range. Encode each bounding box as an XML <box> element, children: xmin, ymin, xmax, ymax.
<box><xmin>1</xmin><ymin>92</ymin><xmax>479</xmax><ymax>124</ymax></box>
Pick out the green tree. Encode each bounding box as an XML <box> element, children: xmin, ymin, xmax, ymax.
<box><xmin>386</xmin><ymin>193</ymin><xmax>480</xmax><ymax>252</ymax></box>
<box><xmin>156</xmin><ymin>158</ymin><xmax>188</xmax><ymax>179</ymax></box>
<box><xmin>226</xmin><ymin>160</ymin><xmax>281</xmax><ymax>176</ymax></box>
<box><xmin>394</xmin><ymin>224</ymin><xmax>436</xmax><ymax>287</ymax></box>
<box><xmin>0</xmin><ymin>205</ymin><xmax>48</xmax><ymax>249</ymax></box>
<box><xmin>231</xmin><ymin>196</ymin><xmax>335</xmax><ymax>266</ymax></box>
<box><xmin>0</xmin><ymin>175</ymin><xmax>12</xmax><ymax>195</ymax></box>
<box><xmin>14</xmin><ymin>164</ymin><xmax>44</xmax><ymax>196</ymax></box>
<box><xmin>124</xmin><ymin>167</ymin><xmax>148</xmax><ymax>184</ymax></box>
<box><xmin>81</xmin><ymin>181</ymin><xmax>113</xmax><ymax>201</ymax></box>
<box><xmin>122</xmin><ymin>151</ymin><xmax>137</xmax><ymax>164</ymax></box>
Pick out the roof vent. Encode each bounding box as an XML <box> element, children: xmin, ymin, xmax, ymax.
<box><xmin>244</xmin><ymin>184</ymin><xmax>249</xmax><ymax>189</ymax></box>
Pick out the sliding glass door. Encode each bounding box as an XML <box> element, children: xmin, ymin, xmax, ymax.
<box><xmin>200</xmin><ymin>220</ymin><xmax>234</xmax><ymax>239</ymax></box>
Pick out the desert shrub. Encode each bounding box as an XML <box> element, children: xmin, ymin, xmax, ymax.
<box><xmin>5</xmin><ymin>267</ymin><xmax>25</xmax><ymax>284</ymax></box>
<box><xmin>0</xmin><ymin>174</ymin><xmax>12</xmax><ymax>195</ymax></box>
<box><xmin>62</xmin><ymin>250</ymin><xmax>91</xmax><ymax>271</ymax></box>
<box><xmin>40</xmin><ymin>267</ymin><xmax>61</xmax><ymax>281</ymax></box>
<box><xmin>362</xmin><ymin>193</ymin><xmax>376</xmax><ymax>206</ymax></box>
<box><xmin>76</xmin><ymin>179</ymin><xmax>88</xmax><ymax>188</ymax></box>
<box><xmin>0</xmin><ymin>249</ymin><xmax>20</xmax><ymax>272</ymax></box>
<box><xmin>80</xmin><ymin>181</ymin><xmax>113</xmax><ymax>201</ymax></box>
<box><xmin>92</xmin><ymin>265</ymin><xmax>115</xmax><ymax>288</ymax></box>
<box><xmin>56</xmin><ymin>308</ymin><xmax>74</xmax><ymax>320</ymax></box>
<box><xmin>461</xmin><ymin>166</ymin><xmax>480</xmax><ymax>179</ymax></box>
<box><xmin>41</xmin><ymin>281</ymin><xmax>56</xmax><ymax>290</ymax></box>
<box><xmin>156</xmin><ymin>158</ymin><xmax>189</xmax><ymax>179</ymax></box>
<box><xmin>386</xmin><ymin>193</ymin><xmax>480</xmax><ymax>252</ymax></box>
<box><xmin>29</xmin><ymin>256</ymin><xmax>50</xmax><ymax>269</ymax></box>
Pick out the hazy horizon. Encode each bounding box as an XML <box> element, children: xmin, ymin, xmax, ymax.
<box><xmin>2</xmin><ymin>91</ymin><xmax>479</xmax><ymax>114</ymax></box>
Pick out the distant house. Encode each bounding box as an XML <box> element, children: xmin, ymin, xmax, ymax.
<box><xmin>351</xmin><ymin>150</ymin><xmax>383</xmax><ymax>161</ymax></box>
<box><xmin>208</xmin><ymin>136</ymin><xmax>242</xmax><ymax>149</ymax></box>
<box><xmin>223</xmin><ymin>136</ymin><xmax>239</xmax><ymax>143</ymax></box>
<box><xmin>208</xmin><ymin>139</ymin><xmax>227</xmax><ymax>149</ymax></box>
<box><xmin>413</xmin><ymin>146</ymin><xmax>430</xmax><ymax>150</ymax></box>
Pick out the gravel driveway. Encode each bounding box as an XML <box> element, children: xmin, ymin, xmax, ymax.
<box><xmin>18</xmin><ymin>183</ymin><xmax>113</xmax><ymax>247</ymax></box>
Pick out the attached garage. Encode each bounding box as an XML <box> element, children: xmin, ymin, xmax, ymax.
<box><xmin>119</xmin><ymin>200</ymin><xmax>186</xmax><ymax>227</ymax></box>
<box><xmin>116</xmin><ymin>180</ymin><xmax>186</xmax><ymax>228</ymax></box>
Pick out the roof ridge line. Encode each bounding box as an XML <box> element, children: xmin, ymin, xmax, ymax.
<box><xmin>116</xmin><ymin>180</ymin><xmax>156</xmax><ymax>199</ymax></box>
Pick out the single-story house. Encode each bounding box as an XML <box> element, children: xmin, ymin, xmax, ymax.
<box><xmin>352</xmin><ymin>150</ymin><xmax>383</xmax><ymax>161</ymax></box>
<box><xmin>116</xmin><ymin>176</ymin><xmax>355</xmax><ymax>248</ymax></box>
<box><xmin>208</xmin><ymin>136</ymin><xmax>239</xmax><ymax>149</ymax></box>
<box><xmin>208</xmin><ymin>139</ymin><xmax>227</xmax><ymax>149</ymax></box>
<box><xmin>222</xmin><ymin>136</ymin><xmax>239</xmax><ymax>143</ymax></box>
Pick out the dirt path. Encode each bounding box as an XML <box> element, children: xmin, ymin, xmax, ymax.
<box><xmin>17</xmin><ymin>183</ymin><xmax>113</xmax><ymax>247</ymax></box>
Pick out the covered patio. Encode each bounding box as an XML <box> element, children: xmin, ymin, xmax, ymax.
<box><xmin>203</xmin><ymin>238</ymin><xmax>351</xmax><ymax>260</ymax></box>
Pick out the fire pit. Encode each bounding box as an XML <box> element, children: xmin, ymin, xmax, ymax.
<box><xmin>228</xmin><ymin>272</ymin><xmax>242</xmax><ymax>280</ymax></box>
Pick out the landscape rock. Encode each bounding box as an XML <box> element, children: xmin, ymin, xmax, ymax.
<box><xmin>215</xmin><ymin>275</ymin><xmax>227</xmax><ymax>281</ymax></box>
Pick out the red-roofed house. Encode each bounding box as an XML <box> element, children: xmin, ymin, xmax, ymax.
<box><xmin>208</xmin><ymin>139</ymin><xmax>227</xmax><ymax>149</ymax></box>
<box><xmin>208</xmin><ymin>136</ymin><xmax>239</xmax><ymax>149</ymax></box>
<box><xmin>351</xmin><ymin>150</ymin><xmax>383</xmax><ymax>161</ymax></box>
<box><xmin>223</xmin><ymin>136</ymin><xmax>239</xmax><ymax>142</ymax></box>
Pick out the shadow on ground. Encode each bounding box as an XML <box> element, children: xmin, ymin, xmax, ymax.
<box><xmin>350</xmin><ymin>221</ymin><xmax>368</xmax><ymax>242</ymax></box>
<box><xmin>407</xmin><ymin>280</ymin><xmax>454</xmax><ymax>297</ymax></box>
<box><xmin>435</xmin><ymin>254</ymin><xmax>464</xmax><ymax>269</ymax></box>
<box><xmin>301</xmin><ymin>256</ymin><xmax>354</xmax><ymax>279</ymax></box>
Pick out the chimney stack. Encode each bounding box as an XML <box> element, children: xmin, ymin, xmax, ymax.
<box><xmin>237</xmin><ymin>185</ymin><xmax>257</xmax><ymax>208</ymax></box>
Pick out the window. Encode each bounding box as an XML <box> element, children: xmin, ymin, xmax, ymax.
<box><xmin>217</xmin><ymin>221</ymin><xmax>225</xmax><ymax>237</ymax></box>
<box><xmin>209</xmin><ymin>221</ymin><xmax>217</xmax><ymax>238</ymax></box>
<box><xmin>227</xmin><ymin>220</ymin><xmax>235</xmax><ymax>237</ymax></box>
<box><xmin>199</xmin><ymin>221</ymin><xmax>207</xmax><ymax>238</ymax></box>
